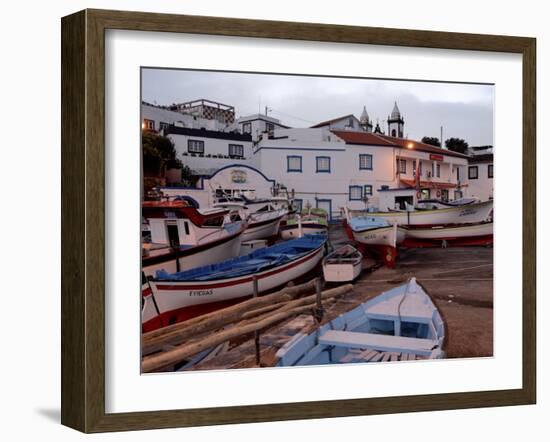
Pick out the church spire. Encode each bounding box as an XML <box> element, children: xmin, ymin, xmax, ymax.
<box><xmin>360</xmin><ymin>105</ymin><xmax>373</xmax><ymax>132</ymax></box>
<box><xmin>387</xmin><ymin>101</ymin><xmax>405</xmax><ymax>138</ymax></box>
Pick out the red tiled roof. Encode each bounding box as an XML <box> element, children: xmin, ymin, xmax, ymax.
<box><xmin>310</xmin><ymin>114</ymin><xmax>356</xmax><ymax>128</ymax></box>
<box><xmin>332</xmin><ymin>130</ymin><xmax>470</xmax><ymax>159</ymax></box>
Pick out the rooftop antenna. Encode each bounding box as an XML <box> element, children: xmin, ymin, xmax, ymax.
<box><xmin>440</xmin><ymin>126</ymin><xmax>444</xmax><ymax>149</ymax></box>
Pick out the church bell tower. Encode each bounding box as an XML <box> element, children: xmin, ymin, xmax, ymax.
<box><xmin>387</xmin><ymin>101</ymin><xmax>404</xmax><ymax>138</ymax></box>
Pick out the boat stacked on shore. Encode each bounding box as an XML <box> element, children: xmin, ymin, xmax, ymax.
<box><xmin>344</xmin><ymin>199</ymin><xmax>494</xmax><ymax>266</ymax></box>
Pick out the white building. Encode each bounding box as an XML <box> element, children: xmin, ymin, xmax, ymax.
<box><xmin>166</xmin><ymin>126</ymin><xmax>255</xmax><ymax>175</ymax></box>
<box><xmin>467</xmin><ymin>146</ymin><xmax>494</xmax><ymax>201</ymax></box>
<box><xmin>236</xmin><ymin>113</ymin><xmax>289</xmax><ymax>142</ymax></box>
<box><xmin>255</xmin><ymin>126</ymin><xmax>470</xmax><ymax>219</ymax></box>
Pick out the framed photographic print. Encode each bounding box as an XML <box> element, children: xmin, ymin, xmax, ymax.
<box><xmin>61</xmin><ymin>9</ymin><xmax>536</xmax><ymax>433</ymax></box>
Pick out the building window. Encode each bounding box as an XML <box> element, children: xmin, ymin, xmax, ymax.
<box><xmin>159</xmin><ymin>121</ymin><xmax>169</xmax><ymax>132</ymax></box>
<box><xmin>420</xmin><ymin>189</ymin><xmax>430</xmax><ymax>200</ymax></box>
<box><xmin>242</xmin><ymin>122</ymin><xmax>252</xmax><ymax>134</ymax></box>
<box><xmin>488</xmin><ymin>164</ymin><xmax>494</xmax><ymax>178</ymax></box>
<box><xmin>287</xmin><ymin>155</ymin><xmax>302</xmax><ymax>172</ymax></box>
<box><xmin>229</xmin><ymin>144</ymin><xmax>244</xmax><ymax>158</ymax></box>
<box><xmin>391</xmin><ymin>129</ymin><xmax>396</xmax><ymax>137</ymax></box>
<box><xmin>441</xmin><ymin>189</ymin><xmax>449</xmax><ymax>202</ymax></box>
<box><xmin>456</xmin><ymin>167</ymin><xmax>459</xmax><ymax>181</ymax></box>
<box><xmin>397</xmin><ymin>158</ymin><xmax>407</xmax><ymax>174</ymax></box>
<box><xmin>431</xmin><ymin>162</ymin><xmax>434</xmax><ymax>178</ymax></box>
<box><xmin>349</xmin><ymin>185</ymin><xmax>363</xmax><ymax>201</ymax></box>
<box><xmin>293</xmin><ymin>199</ymin><xmax>303</xmax><ymax>213</ymax></box>
<box><xmin>359</xmin><ymin>154</ymin><xmax>373</xmax><ymax>170</ymax></box>
<box><xmin>468</xmin><ymin>166</ymin><xmax>479</xmax><ymax>179</ymax></box>
<box><xmin>364</xmin><ymin>185</ymin><xmax>373</xmax><ymax>196</ymax></box>
<box><xmin>413</xmin><ymin>160</ymin><xmax>417</xmax><ymax>177</ymax></box>
<box><xmin>454</xmin><ymin>190</ymin><xmax>463</xmax><ymax>200</ymax></box>
<box><xmin>265</xmin><ymin>122</ymin><xmax>274</xmax><ymax>132</ymax></box>
<box><xmin>348</xmin><ymin>117</ymin><xmax>355</xmax><ymax>128</ymax></box>
<box><xmin>419</xmin><ymin>161</ymin><xmax>423</xmax><ymax>177</ymax></box>
<box><xmin>436</xmin><ymin>163</ymin><xmax>441</xmax><ymax>178</ymax></box>
<box><xmin>316</xmin><ymin>156</ymin><xmax>331</xmax><ymax>173</ymax></box>
<box><xmin>188</xmin><ymin>139</ymin><xmax>205</xmax><ymax>154</ymax></box>
<box><xmin>143</xmin><ymin>119</ymin><xmax>155</xmax><ymax>130</ymax></box>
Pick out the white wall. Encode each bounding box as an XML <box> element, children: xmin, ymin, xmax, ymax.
<box><xmin>467</xmin><ymin>162</ymin><xmax>494</xmax><ymax>201</ymax></box>
<box><xmin>168</xmin><ymin>133</ymin><xmax>254</xmax><ymax>173</ymax></box>
<box><xmin>2</xmin><ymin>1</ymin><xmax>546</xmax><ymax>442</ymax></box>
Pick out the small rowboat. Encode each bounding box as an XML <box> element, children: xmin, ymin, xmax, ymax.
<box><xmin>322</xmin><ymin>245</ymin><xmax>363</xmax><ymax>282</ymax></box>
<box><xmin>143</xmin><ymin>235</ymin><xmax>327</xmax><ymax>331</ymax></box>
<box><xmin>276</xmin><ymin>277</ymin><xmax>445</xmax><ymax>367</ymax></box>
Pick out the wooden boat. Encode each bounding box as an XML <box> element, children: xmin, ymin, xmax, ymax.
<box><xmin>348</xmin><ymin>200</ymin><xmax>493</xmax><ymax>226</ymax></box>
<box><xmin>276</xmin><ymin>277</ymin><xmax>446</xmax><ymax>366</ymax></box>
<box><xmin>402</xmin><ymin>221</ymin><xmax>493</xmax><ymax>240</ymax></box>
<box><xmin>322</xmin><ymin>245</ymin><xmax>363</xmax><ymax>282</ymax></box>
<box><xmin>344</xmin><ymin>209</ymin><xmax>405</xmax><ymax>247</ymax></box>
<box><xmin>142</xmin><ymin>235</ymin><xmax>327</xmax><ymax>331</ymax></box>
<box><xmin>141</xmin><ymin>201</ymin><xmax>247</xmax><ymax>278</ymax></box>
<box><xmin>415</xmin><ymin>197</ymin><xmax>480</xmax><ymax>210</ymax></box>
<box><xmin>280</xmin><ymin>210</ymin><xmax>328</xmax><ymax>239</ymax></box>
<box><xmin>215</xmin><ymin>199</ymin><xmax>287</xmax><ymax>241</ymax></box>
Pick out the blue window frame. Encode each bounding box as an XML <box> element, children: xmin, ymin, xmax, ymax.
<box><xmin>359</xmin><ymin>154</ymin><xmax>373</xmax><ymax>170</ymax></box>
<box><xmin>349</xmin><ymin>185</ymin><xmax>363</xmax><ymax>201</ymax></box>
<box><xmin>364</xmin><ymin>185</ymin><xmax>373</xmax><ymax>196</ymax></box>
<box><xmin>316</xmin><ymin>156</ymin><xmax>331</xmax><ymax>173</ymax></box>
<box><xmin>287</xmin><ymin>155</ymin><xmax>302</xmax><ymax>172</ymax></box>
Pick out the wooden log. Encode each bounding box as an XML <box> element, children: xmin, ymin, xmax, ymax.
<box><xmin>142</xmin><ymin>303</ymin><xmax>320</xmax><ymax>373</ymax></box>
<box><xmin>142</xmin><ymin>279</ymin><xmax>318</xmax><ymax>355</ymax></box>
<box><xmin>143</xmin><ymin>278</ymin><xmax>318</xmax><ymax>340</ymax></box>
<box><xmin>143</xmin><ymin>282</ymin><xmax>353</xmax><ymax>356</ymax></box>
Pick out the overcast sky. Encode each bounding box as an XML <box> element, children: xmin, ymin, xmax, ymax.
<box><xmin>142</xmin><ymin>68</ymin><xmax>494</xmax><ymax>146</ymax></box>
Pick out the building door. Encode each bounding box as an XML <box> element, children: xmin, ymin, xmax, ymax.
<box><xmin>316</xmin><ymin>199</ymin><xmax>332</xmax><ymax>221</ymax></box>
<box><xmin>166</xmin><ymin>223</ymin><xmax>180</xmax><ymax>248</ymax></box>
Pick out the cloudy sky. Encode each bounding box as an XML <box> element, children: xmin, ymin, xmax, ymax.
<box><xmin>142</xmin><ymin>68</ymin><xmax>494</xmax><ymax>146</ymax></box>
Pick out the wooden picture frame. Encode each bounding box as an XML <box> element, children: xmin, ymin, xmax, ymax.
<box><xmin>61</xmin><ymin>9</ymin><xmax>536</xmax><ymax>433</ymax></box>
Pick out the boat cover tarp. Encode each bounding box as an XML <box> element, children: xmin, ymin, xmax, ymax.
<box><xmin>155</xmin><ymin>234</ymin><xmax>326</xmax><ymax>281</ymax></box>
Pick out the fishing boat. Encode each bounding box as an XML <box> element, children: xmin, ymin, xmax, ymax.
<box><xmin>401</xmin><ymin>221</ymin><xmax>493</xmax><ymax>247</ymax></box>
<box><xmin>415</xmin><ymin>197</ymin><xmax>480</xmax><ymax>210</ymax></box>
<box><xmin>142</xmin><ymin>235</ymin><xmax>327</xmax><ymax>331</ymax></box>
<box><xmin>276</xmin><ymin>277</ymin><xmax>446</xmax><ymax>366</ymax></box>
<box><xmin>280</xmin><ymin>208</ymin><xmax>329</xmax><ymax>239</ymax></box>
<box><xmin>141</xmin><ymin>201</ymin><xmax>247</xmax><ymax>278</ymax></box>
<box><xmin>346</xmin><ymin>215</ymin><xmax>405</xmax><ymax>248</ymax></box>
<box><xmin>322</xmin><ymin>245</ymin><xmax>363</xmax><ymax>282</ymax></box>
<box><xmin>214</xmin><ymin>199</ymin><xmax>287</xmax><ymax>241</ymax></box>
<box><xmin>347</xmin><ymin>200</ymin><xmax>493</xmax><ymax>226</ymax></box>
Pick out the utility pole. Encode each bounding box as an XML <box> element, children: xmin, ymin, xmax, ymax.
<box><xmin>441</xmin><ymin>126</ymin><xmax>444</xmax><ymax>149</ymax></box>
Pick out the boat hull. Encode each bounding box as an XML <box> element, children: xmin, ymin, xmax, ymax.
<box><xmin>143</xmin><ymin>244</ymin><xmax>325</xmax><ymax>329</ymax></box>
<box><xmin>242</xmin><ymin>215</ymin><xmax>283</xmax><ymax>241</ymax></box>
<box><xmin>142</xmin><ymin>228</ymin><xmax>243</xmax><ymax>277</ymax></box>
<box><xmin>280</xmin><ymin>224</ymin><xmax>327</xmax><ymax>240</ymax></box>
<box><xmin>402</xmin><ymin>221</ymin><xmax>493</xmax><ymax>240</ymax></box>
<box><xmin>352</xmin><ymin>225</ymin><xmax>405</xmax><ymax>247</ymax></box>
<box><xmin>361</xmin><ymin>200</ymin><xmax>493</xmax><ymax>226</ymax></box>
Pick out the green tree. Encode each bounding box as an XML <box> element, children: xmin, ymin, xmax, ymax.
<box><xmin>445</xmin><ymin>137</ymin><xmax>469</xmax><ymax>154</ymax></box>
<box><xmin>142</xmin><ymin>131</ymin><xmax>178</xmax><ymax>176</ymax></box>
<box><xmin>421</xmin><ymin>136</ymin><xmax>441</xmax><ymax>147</ymax></box>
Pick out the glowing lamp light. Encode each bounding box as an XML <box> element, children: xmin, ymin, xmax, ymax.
<box><xmin>407</xmin><ymin>142</ymin><xmax>414</xmax><ymax>149</ymax></box>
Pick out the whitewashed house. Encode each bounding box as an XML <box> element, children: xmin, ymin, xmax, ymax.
<box><xmin>236</xmin><ymin>113</ymin><xmax>289</xmax><ymax>142</ymax></box>
<box><xmin>467</xmin><ymin>146</ymin><xmax>494</xmax><ymax>201</ymax></box>
<box><xmin>166</xmin><ymin>126</ymin><xmax>255</xmax><ymax>175</ymax></box>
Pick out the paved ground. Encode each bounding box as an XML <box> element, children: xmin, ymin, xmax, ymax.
<box><xmin>191</xmin><ymin>224</ymin><xmax>493</xmax><ymax>370</ymax></box>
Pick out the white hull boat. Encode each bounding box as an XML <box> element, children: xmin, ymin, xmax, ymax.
<box><xmin>322</xmin><ymin>245</ymin><xmax>363</xmax><ymax>282</ymax></box>
<box><xmin>241</xmin><ymin>209</ymin><xmax>286</xmax><ymax>241</ymax></box>
<box><xmin>402</xmin><ymin>221</ymin><xmax>493</xmax><ymax>240</ymax></box>
<box><xmin>349</xmin><ymin>200</ymin><xmax>493</xmax><ymax>226</ymax></box>
<box><xmin>276</xmin><ymin>277</ymin><xmax>446</xmax><ymax>366</ymax></box>
<box><xmin>143</xmin><ymin>235</ymin><xmax>326</xmax><ymax>330</ymax></box>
